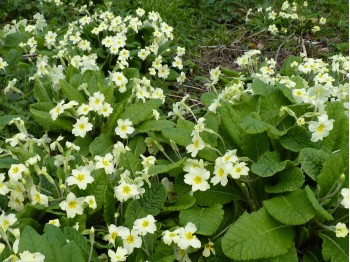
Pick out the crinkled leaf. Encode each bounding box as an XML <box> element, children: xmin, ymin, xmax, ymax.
<box><xmin>103</xmin><ymin>184</ymin><xmax>115</xmax><ymax>225</ymax></box>
<box><xmin>119</xmin><ymin>151</ymin><xmax>142</xmax><ymax>175</ymax></box>
<box><xmin>280</xmin><ymin>56</ymin><xmax>303</xmax><ymax>76</ymax></box>
<box><xmin>61</xmin><ymin>241</ymin><xmax>86</xmax><ymax>262</ymax></box>
<box><xmin>161</xmin><ymin>127</ymin><xmax>192</xmax><ymax>147</ymax></box>
<box><xmin>64</xmin><ymin>227</ymin><xmax>96</xmax><ymax>261</ymax></box>
<box><xmin>89</xmin><ymin>134</ymin><xmax>114</xmax><ymax>156</ymax></box>
<box><xmin>222</xmin><ymin>208</ymin><xmax>294</xmax><ymax>260</ymax></box>
<box><xmin>201</xmin><ymin>92</ymin><xmax>218</xmax><ymax>106</ymax></box>
<box><xmin>265</xmin><ymin>167</ymin><xmax>305</xmax><ymax>193</ymax></box>
<box><xmin>136</xmin><ymin>120</ymin><xmax>175</xmax><ymax>133</ymax></box>
<box><xmin>241</xmin><ymin>132</ymin><xmax>270</xmax><ymax>162</ymax></box>
<box><xmin>218</xmin><ymin>102</ymin><xmax>243</xmax><ymax>147</ymax></box>
<box><xmin>163</xmin><ymin>194</ymin><xmax>196</xmax><ymax>211</ymax></box>
<box><xmin>152</xmin><ymin>242</ymin><xmax>176</xmax><ymax>262</ymax></box>
<box><xmin>0</xmin><ymin>156</ymin><xmax>19</xmax><ymax>169</ymax></box>
<box><xmin>179</xmin><ymin>204</ymin><xmax>224</xmax><ymax>235</ymax></box>
<box><xmin>263</xmin><ymin>189</ymin><xmax>316</xmax><ymax>225</ymax></box>
<box><xmin>193</xmin><ymin>184</ymin><xmax>242</xmax><ymax>206</ymax></box>
<box><xmin>280</xmin><ymin>126</ymin><xmax>321</xmax><ymax>152</ymax></box>
<box><xmin>60</xmin><ymin>79</ymin><xmax>86</xmax><ymax>104</ymax></box>
<box><xmin>86</xmin><ymin>170</ymin><xmax>108</xmax><ymax>211</ymax></box>
<box><xmin>305</xmin><ymin>186</ymin><xmax>333</xmax><ymax>221</ymax></box>
<box><xmin>30</xmin><ymin>102</ymin><xmax>74</xmax><ymax>131</ymax></box>
<box><xmin>299</xmin><ymin>148</ymin><xmax>329</xmax><ymax>180</ymax></box>
<box><xmin>322</xmin><ymin>102</ymin><xmax>349</xmax><ymax>162</ymax></box>
<box><xmin>19</xmin><ymin>226</ymin><xmax>56</xmax><ymax>262</ymax></box>
<box><xmin>33</xmin><ymin>79</ymin><xmax>52</xmax><ymax>102</ymax></box>
<box><xmin>240</xmin><ymin>112</ymin><xmax>271</xmax><ymax>134</ymax></box>
<box><xmin>317</xmin><ymin>153</ymin><xmax>344</xmax><ymax>198</ymax></box>
<box><xmin>251</xmin><ymin>151</ymin><xmax>289</xmax><ymax>177</ymax></box>
<box><xmin>321</xmin><ymin>232</ymin><xmax>349</xmax><ymax>262</ymax></box>
<box><xmin>122</xmin><ymin>67</ymin><xmax>140</xmax><ymax>79</ymax></box>
<box><xmin>128</xmin><ymin>135</ymin><xmax>146</xmax><ymax>155</ymax></box>
<box><xmin>74</xmin><ymin>136</ymin><xmax>94</xmax><ymax>156</ymax></box>
<box><xmin>148</xmin><ymin>158</ymin><xmax>186</xmax><ymax>176</ymax></box>
<box><xmin>139</xmin><ymin>183</ymin><xmax>166</xmax><ymax>216</ymax></box>
<box><xmin>119</xmin><ymin>99</ymin><xmax>162</xmax><ymax>125</ymax></box>
<box><xmin>124</xmin><ymin>200</ymin><xmax>148</xmax><ymax>228</ymax></box>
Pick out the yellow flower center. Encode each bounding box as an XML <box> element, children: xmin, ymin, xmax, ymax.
<box><xmin>121</xmin><ymin>125</ymin><xmax>127</xmax><ymax>132</ymax></box>
<box><xmin>317</xmin><ymin>124</ymin><xmax>325</xmax><ymax>133</ymax></box>
<box><xmin>123</xmin><ymin>185</ymin><xmax>131</xmax><ymax>195</ymax></box>
<box><xmin>235</xmin><ymin>167</ymin><xmax>242</xmax><ymax>173</ymax></box>
<box><xmin>76</xmin><ymin>174</ymin><xmax>85</xmax><ymax>182</ymax></box>
<box><xmin>126</xmin><ymin>235</ymin><xmax>135</xmax><ymax>244</ymax></box>
<box><xmin>102</xmin><ymin>160</ymin><xmax>109</xmax><ymax>166</ymax></box>
<box><xmin>141</xmin><ymin>220</ymin><xmax>149</xmax><ymax>228</ymax></box>
<box><xmin>35</xmin><ymin>193</ymin><xmax>41</xmax><ymax>203</ymax></box>
<box><xmin>194</xmin><ymin>176</ymin><xmax>202</xmax><ymax>184</ymax></box>
<box><xmin>79</xmin><ymin>123</ymin><xmax>86</xmax><ymax>130</ymax></box>
<box><xmin>12</xmin><ymin>166</ymin><xmax>19</xmax><ymax>174</ymax></box>
<box><xmin>218</xmin><ymin>168</ymin><xmax>225</xmax><ymax>177</ymax></box>
<box><xmin>185</xmin><ymin>232</ymin><xmax>194</xmax><ymax>240</ymax></box>
<box><xmin>111</xmin><ymin>232</ymin><xmax>118</xmax><ymax>240</ymax></box>
<box><xmin>68</xmin><ymin>201</ymin><xmax>77</xmax><ymax>209</ymax></box>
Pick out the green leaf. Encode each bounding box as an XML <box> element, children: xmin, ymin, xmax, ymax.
<box><xmin>218</xmin><ymin>102</ymin><xmax>242</xmax><ymax>146</ymax></box>
<box><xmin>119</xmin><ymin>152</ymin><xmax>142</xmax><ymax>175</ymax></box>
<box><xmin>222</xmin><ymin>208</ymin><xmax>294</xmax><ymax>260</ymax></box>
<box><xmin>323</xmin><ymin>102</ymin><xmax>349</xmax><ymax>161</ymax></box>
<box><xmin>148</xmin><ymin>158</ymin><xmax>186</xmax><ymax>176</ymax></box>
<box><xmin>265</xmin><ymin>167</ymin><xmax>305</xmax><ymax>193</ymax></box>
<box><xmin>60</xmin><ymin>79</ymin><xmax>86</xmax><ymax>104</ymax></box>
<box><xmin>136</xmin><ymin>120</ymin><xmax>175</xmax><ymax>133</ymax></box>
<box><xmin>263</xmin><ymin>189</ymin><xmax>316</xmax><ymax>225</ymax></box>
<box><xmin>152</xmin><ymin>242</ymin><xmax>176</xmax><ymax>262</ymax></box>
<box><xmin>89</xmin><ymin>134</ymin><xmax>114</xmax><ymax>156</ymax></box>
<box><xmin>43</xmin><ymin>224</ymin><xmax>66</xmax><ymax>248</ymax></box>
<box><xmin>124</xmin><ymin>200</ymin><xmax>148</xmax><ymax>228</ymax></box>
<box><xmin>280</xmin><ymin>126</ymin><xmax>321</xmax><ymax>152</ymax></box>
<box><xmin>280</xmin><ymin>56</ymin><xmax>303</xmax><ymax>76</ymax></box>
<box><xmin>321</xmin><ymin>232</ymin><xmax>349</xmax><ymax>262</ymax></box>
<box><xmin>33</xmin><ymin>79</ymin><xmax>52</xmax><ymax>102</ymax></box>
<box><xmin>305</xmin><ymin>186</ymin><xmax>333</xmax><ymax>221</ymax></box>
<box><xmin>119</xmin><ymin>99</ymin><xmax>162</xmax><ymax>125</ymax></box>
<box><xmin>103</xmin><ymin>184</ymin><xmax>115</xmax><ymax>225</ymax></box>
<box><xmin>61</xmin><ymin>241</ymin><xmax>86</xmax><ymax>262</ymax></box>
<box><xmin>201</xmin><ymin>92</ymin><xmax>218</xmax><ymax>106</ymax></box>
<box><xmin>19</xmin><ymin>226</ymin><xmax>56</xmax><ymax>262</ymax></box>
<box><xmin>161</xmin><ymin>127</ymin><xmax>192</xmax><ymax>147</ymax></box>
<box><xmin>240</xmin><ymin>112</ymin><xmax>271</xmax><ymax>134</ymax></box>
<box><xmin>74</xmin><ymin>136</ymin><xmax>94</xmax><ymax>156</ymax></box>
<box><xmin>241</xmin><ymin>132</ymin><xmax>270</xmax><ymax>162</ymax></box>
<box><xmin>30</xmin><ymin>102</ymin><xmax>74</xmax><ymax>131</ymax></box>
<box><xmin>64</xmin><ymin>227</ymin><xmax>95</xmax><ymax>261</ymax></box>
<box><xmin>139</xmin><ymin>183</ymin><xmax>166</xmax><ymax>216</ymax></box>
<box><xmin>123</xmin><ymin>67</ymin><xmax>140</xmax><ymax>79</ymax></box>
<box><xmin>249</xmin><ymin>247</ymin><xmax>298</xmax><ymax>262</ymax></box>
<box><xmin>128</xmin><ymin>135</ymin><xmax>146</xmax><ymax>155</ymax></box>
<box><xmin>86</xmin><ymin>171</ymin><xmax>109</xmax><ymax>211</ymax></box>
<box><xmin>179</xmin><ymin>204</ymin><xmax>224</xmax><ymax>235</ymax></box>
<box><xmin>0</xmin><ymin>156</ymin><xmax>18</xmax><ymax>169</ymax></box>
<box><xmin>251</xmin><ymin>151</ymin><xmax>289</xmax><ymax>177</ymax></box>
<box><xmin>299</xmin><ymin>148</ymin><xmax>329</xmax><ymax>180</ymax></box>
<box><xmin>193</xmin><ymin>184</ymin><xmax>242</xmax><ymax>206</ymax></box>
<box><xmin>317</xmin><ymin>153</ymin><xmax>344</xmax><ymax>198</ymax></box>
<box><xmin>162</xmin><ymin>194</ymin><xmax>196</xmax><ymax>211</ymax></box>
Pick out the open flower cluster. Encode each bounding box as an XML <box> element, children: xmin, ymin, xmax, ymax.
<box><xmin>246</xmin><ymin>1</ymin><xmax>327</xmax><ymax>35</ymax></box>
